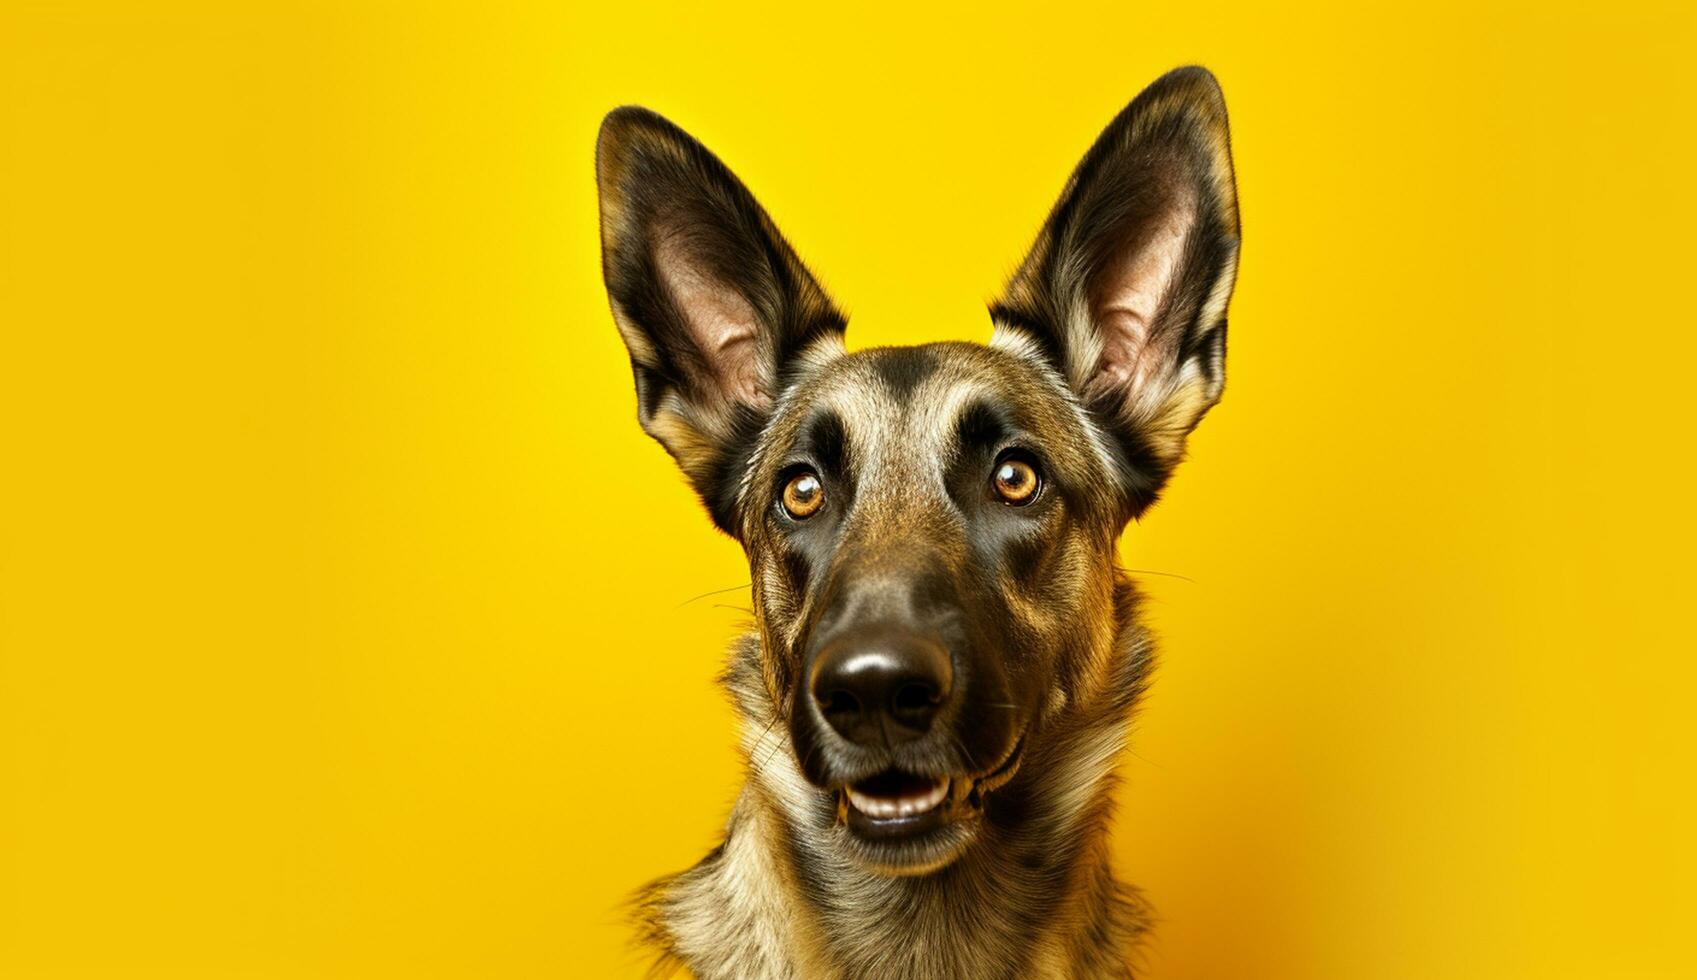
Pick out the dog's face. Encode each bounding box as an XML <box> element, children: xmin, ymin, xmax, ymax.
<box><xmin>597</xmin><ymin>68</ymin><xmax>1238</xmax><ymax>875</ymax></box>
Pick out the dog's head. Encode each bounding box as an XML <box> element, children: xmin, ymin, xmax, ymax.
<box><xmin>596</xmin><ymin>67</ymin><xmax>1238</xmax><ymax>875</ymax></box>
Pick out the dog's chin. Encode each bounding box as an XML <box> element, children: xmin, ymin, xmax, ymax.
<box><xmin>826</xmin><ymin>736</ymin><xmax>1027</xmax><ymax>877</ymax></box>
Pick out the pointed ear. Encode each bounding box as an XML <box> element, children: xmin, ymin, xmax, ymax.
<box><xmin>596</xmin><ymin>107</ymin><xmax>846</xmax><ymax>533</ymax></box>
<box><xmin>990</xmin><ymin>66</ymin><xmax>1240</xmax><ymax>514</ymax></box>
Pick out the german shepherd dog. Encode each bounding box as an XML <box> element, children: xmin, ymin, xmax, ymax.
<box><xmin>595</xmin><ymin>66</ymin><xmax>1240</xmax><ymax>978</ymax></box>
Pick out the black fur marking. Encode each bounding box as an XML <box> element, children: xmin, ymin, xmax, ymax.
<box><xmin>1093</xmin><ymin>424</ymin><xmax>1169</xmax><ymax>520</ymax></box>
<box><xmin>870</xmin><ymin>346</ymin><xmax>939</xmax><ymax>402</ymax></box>
<box><xmin>793</xmin><ymin>408</ymin><xmax>848</xmax><ymax>482</ymax></box>
<box><xmin>952</xmin><ymin>399</ymin><xmax>1012</xmax><ymax>456</ymax></box>
<box><xmin>704</xmin><ymin>402</ymin><xmax>769</xmax><ymax>534</ymax></box>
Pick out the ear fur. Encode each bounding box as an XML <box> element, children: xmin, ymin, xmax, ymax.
<box><xmin>596</xmin><ymin>108</ymin><xmax>846</xmax><ymax>533</ymax></box>
<box><xmin>990</xmin><ymin>66</ymin><xmax>1241</xmax><ymax>515</ymax></box>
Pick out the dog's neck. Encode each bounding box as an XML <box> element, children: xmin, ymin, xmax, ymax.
<box><xmin>637</xmin><ymin>582</ymin><xmax>1154</xmax><ymax>979</ymax></box>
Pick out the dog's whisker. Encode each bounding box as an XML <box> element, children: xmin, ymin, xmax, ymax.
<box><xmin>675</xmin><ymin>582</ymin><xmax>752</xmax><ymax>608</ymax></box>
<box><xmin>1122</xmin><ymin>567</ymin><xmax>1197</xmax><ymax>584</ymax></box>
<box><xmin>941</xmin><ymin>730</ymin><xmax>976</xmax><ymax>776</ymax></box>
<box><xmin>743</xmin><ymin>710</ymin><xmax>786</xmax><ymax>781</ymax></box>
<box><xmin>1124</xmin><ymin>747</ymin><xmax>1165</xmax><ymax>770</ymax></box>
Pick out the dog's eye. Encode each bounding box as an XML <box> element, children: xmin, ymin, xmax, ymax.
<box><xmin>992</xmin><ymin>456</ymin><xmax>1041</xmax><ymax>505</ymax></box>
<box><xmin>781</xmin><ymin>471</ymin><xmax>825</xmax><ymax>519</ymax></box>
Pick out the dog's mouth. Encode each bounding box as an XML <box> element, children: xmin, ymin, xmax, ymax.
<box><xmin>845</xmin><ymin>770</ymin><xmax>950</xmax><ymax>821</ymax></box>
<box><xmin>830</xmin><ymin>735</ymin><xmax>1027</xmax><ymax>874</ymax></box>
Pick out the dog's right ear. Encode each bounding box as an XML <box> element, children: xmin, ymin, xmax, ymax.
<box><xmin>596</xmin><ymin>107</ymin><xmax>846</xmax><ymax>534</ymax></box>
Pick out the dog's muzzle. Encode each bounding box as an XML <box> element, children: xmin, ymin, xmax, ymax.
<box><xmin>792</xmin><ymin>558</ymin><xmax>1025</xmax><ymax>872</ymax></box>
<box><xmin>796</xmin><ymin>620</ymin><xmax>1030</xmax><ymax>873</ymax></box>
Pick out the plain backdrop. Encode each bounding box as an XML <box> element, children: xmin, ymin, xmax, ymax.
<box><xmin>2</xmin><ymin>2</ymin><xmax>1694</xmax><ymax>976</ymax></box>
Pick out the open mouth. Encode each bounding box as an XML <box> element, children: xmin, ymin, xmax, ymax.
<box><xmin>845</xmin><ymin>770</ymin><xmax>950</xmax><ymax>820</ymax></box>
<box><xmin>831</xmin><ymin>735</ymin><xmax>1028</xmax><ymax>874</ymax></box>
<box><xmin>837</xmin><ymin>769</ymin><xmax>961</xmax><ymax>860</ymax></box>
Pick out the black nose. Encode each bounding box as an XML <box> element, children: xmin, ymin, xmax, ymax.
<box><xmin>810</xmin><ymin>629</ymin><xmax>954</xmax><ymax>746</ymax></box>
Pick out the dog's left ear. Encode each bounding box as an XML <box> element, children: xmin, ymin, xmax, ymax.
<box><xmin>991</xmin><ymin>66</ymin><xmax>1240</xmax><ymax>516</ymax></box>
<box><xmin>596</xmin><ymin>107</ymin><xmax>847</xmax><ymax>534</ymax></box>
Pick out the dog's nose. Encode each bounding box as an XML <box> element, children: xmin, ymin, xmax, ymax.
<box><xmin>810</xmin><ymin>629</ymin><xmax>953</xmax><ymax>746</ymax></box>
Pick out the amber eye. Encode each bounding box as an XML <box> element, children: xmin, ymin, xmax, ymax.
<box><xmin>992</xmin><ymin>456</ymin><xmax>1040</xmax><ymax>505</ymax></box>
<box><xmin>781</xmin><ymin>471</ymin><xmax>825</xmax><ymax>519</ymax></box>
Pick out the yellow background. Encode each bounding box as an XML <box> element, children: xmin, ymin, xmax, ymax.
<box><xmin>3</xmin><ymin>2</ymin><xmax>1694</xmax><ymax>976</ymax></box>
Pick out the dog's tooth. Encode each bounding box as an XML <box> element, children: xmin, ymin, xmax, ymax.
<box><xmin>846</xmin><ymin>786</ymin><xmax>881</xmax><ymax>817</ymax></box>
<box><xmin>846</xmin><ymin>777</ymin><xmax>951</xmax><ymax>819</ymax></box>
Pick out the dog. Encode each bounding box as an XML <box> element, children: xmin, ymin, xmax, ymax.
<box><xmin>594</xmin><ymin>65</ymin><xmax>1240</xmax><ymax>979</ymax></box>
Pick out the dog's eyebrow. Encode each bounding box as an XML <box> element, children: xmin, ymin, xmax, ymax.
<box><xmin>794</xmin><ymin>407</ymin><xmax>848</xmax><ymax>475</ymax></box>
<box><xmin>952</xmin><ymin>399</ymin><xmax>1012</xmax><ymax>453</ymax></box>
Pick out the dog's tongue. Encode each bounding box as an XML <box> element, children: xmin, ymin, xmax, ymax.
<box><xmin>846</xmin><ymin>770</ymin><xmax>948</xmax><ymax>819</ymax></box>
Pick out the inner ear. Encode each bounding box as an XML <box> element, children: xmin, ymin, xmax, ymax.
<box><xmin>1087</xmin><ymin>183</ymin><xmax>1197</xmax><ymax>402</ymax></box>
<box><xmin>654</xmin><ymin>226</ymin><xmax>763</xmax><ymax>407</ymax></box>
